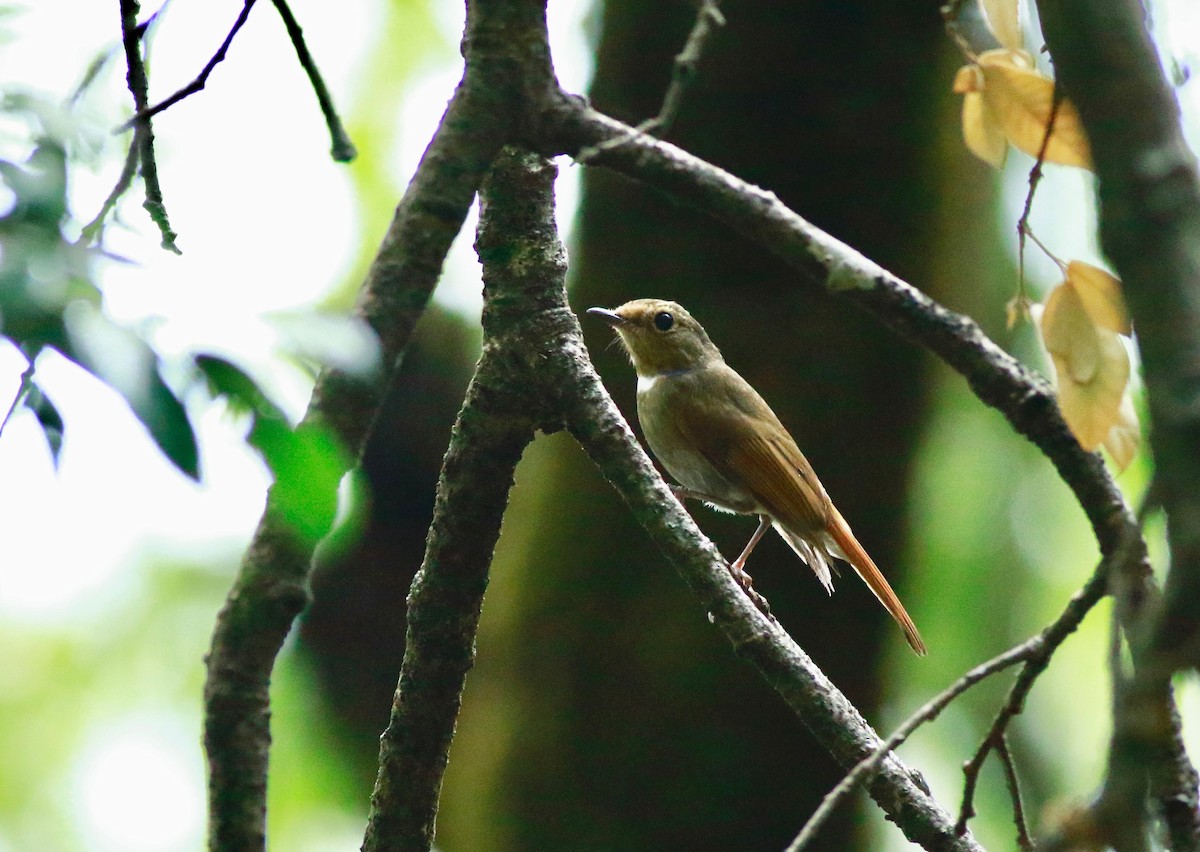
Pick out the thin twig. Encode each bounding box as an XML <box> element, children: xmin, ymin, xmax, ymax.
<box><xmin>787</xmin><ymin>636</ymin><xmax>1040</xmax><ymax>851</ymax></box>
<box><xmin>78</xmin><ymin>139</ymin><xmax>138</xmax><ymax>246</ymax></box>
<box><xmin>996</xmin><ymin>735</ymin><xmax>1034</xmax><ymax>850</ymax></box>
<box><xmin>939</xmin><ymin>0</ymin><xmax>980</xmax><ymax>62</ymax></box>
<box><xmin>267</xmin><ymin>0</ymin><xmax>356</xmax><ymax>162</ymax></box>
<box><xmin>115</xmin><ymin>0</ymin><xmax>354</xmax><ymax>163</ymax></box>
<box><xmin>1011</xmin><ymin>85</ymin><xmax>1064</xmax><ymax>326</ymax></box>
<box><xmin>117</xmin><ymin>0</ymin><xmax>181</xmax><ymax>253</ymax></box>
<box><xmin>790</xmin><ymin>545</ymin><xmax>1118</xmax><ymax>850</ymax></box>
<box><xmin>577</xmin><ymin>0</ymin><xmax>723</xmax><ymax>162</ymax></box>
<box><xmin>116</xmin><ymin>0</ymin><xmax>257</xmax><ymax>133</ymax></box>
<box><xmin>956</xmin><ymin>562</ymin><xmax>1111</xmax><ymax>836</ymax></box>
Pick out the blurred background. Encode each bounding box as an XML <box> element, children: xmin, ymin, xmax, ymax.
<box><xmin>1</xmin><ymin>0</ymin><xmax>1198</xmax><ymax>849</ymax></box>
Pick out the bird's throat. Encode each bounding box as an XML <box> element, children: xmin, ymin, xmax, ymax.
<box><xmin>636</xmin><ymin>367</ymin><xmax>697</xmax><ymax>394</ymax></box>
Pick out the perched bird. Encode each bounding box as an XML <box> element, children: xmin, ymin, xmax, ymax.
<box><xmin>588</xmin><ymin>298</ymin><xmax>926</xmax><ymax>655</ymax></box>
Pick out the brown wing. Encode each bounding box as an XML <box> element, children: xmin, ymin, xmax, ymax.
<box><xmin>672</xmin><ymin>366</ymin><xmax>927</xmax><ymax>656</ymax></box>
<box><xmin>671</xmin><ymin>365</ymin><xmax>831</xmax><ymax>532</ymax></box>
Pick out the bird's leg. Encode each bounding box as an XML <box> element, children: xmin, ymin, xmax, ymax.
<box><xmin>731</xmin><ymin>515</ymin><xmax>771</xmax><ymax>574</ymax></box>
<box><xmin>669</xmin><ymin>486</ymin><xmax>768</xmax><ymax>604</ymax></box>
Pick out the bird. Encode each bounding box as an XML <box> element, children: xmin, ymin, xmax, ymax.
<box><xmin>588</xmin><ymin>298</ymin><xmax>926</xmax><ymax>655</ymax></box>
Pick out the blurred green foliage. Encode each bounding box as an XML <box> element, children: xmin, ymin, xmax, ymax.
<box><xmin>0</xmin><ymin>114</ymin><xmax>198</xmax><ymax>476</ymax></box>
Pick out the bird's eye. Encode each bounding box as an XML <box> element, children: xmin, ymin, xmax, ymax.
<box><xmin>653</xmin><ymin>311</ymin><xmax>674</xmax><ymax>332</ymax></box>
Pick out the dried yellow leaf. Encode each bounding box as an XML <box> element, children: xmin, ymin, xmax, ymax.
<box><xmin>962</xmin><ymin>90</ymin><xmax>1008</xmax><ymax>168</ymax></box>
<box><xmin>1042</xmin><ymin>280</ymin><xmax>1131</xmax><ymax>450</ymax></box>
<box><xmin>1102</xmin><ymin>391</ymin><xmax>1140</xmax><ymax>472</ymax></box>
<box><xmin>1065</xmin><ymin>260</ymin><xmax>1131</xmax><ymax>333</ymax></box>
<box><xmin>953</xmin><ymin>50</ymin><xmax>1093</xmax><ymax>170</ymax></box>
<box><xmin>980</xmin><ymin>0</ymin><xmax>1022</xmax><ymax>51</ymax></box>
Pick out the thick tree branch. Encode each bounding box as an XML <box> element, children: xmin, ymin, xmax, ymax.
<box><xmin>361</xmin><ymin>332</ymin><xmax>533</xmax><ymax>851</ymax></box>
<box><xmin>1035</xmin><ymin>1</ymin><xmax>1200</xmax><ymax>847</ymax></box>
<box><xmin>539</xmin><ymin>103</ymin><xmax>1139</xmax><ymax>563</ymax></box>
<box><xmin>361</xmin><ymin>147</ymin><xmax>572</xmax><ymax>849</ymax></box>
<box><xmin>202</xmin><ymin>22</ymin><xmax>516</xmax><ymax>850</ymax></box>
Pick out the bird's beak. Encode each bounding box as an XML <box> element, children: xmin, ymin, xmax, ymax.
<box><xmin>587</xmin><ymin>307</ymin><xmax>626</xmax><ymax>327</ymax></box>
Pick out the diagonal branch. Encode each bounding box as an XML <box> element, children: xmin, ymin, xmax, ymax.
<box><xmin>361</xmin><ymin>344</ymin><xmax>533</xmax><ymax>852</ymax></box>
<box><xmin>265</xmin><ymin>0</ymin><xmax>356</xmax><ymax>162</ymax></box>
<box><xmin>560</xmin><ymin>342</ymin><xmax>983</xmax><ymax>851</ymax></box>
<box><xmin>362</xmin><ymin>147</ymin><xmax>573</xmax><ymax>850</ymax></box>
<box><xmin>540</xmin><ymin>103</ymin><xmax>1138</xmax><ymax>562</ymax></box>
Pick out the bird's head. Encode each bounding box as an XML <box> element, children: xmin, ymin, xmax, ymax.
<box><xmin>587</xmin><ymin>298</ymin><xmax>722</xmax><ymax>376</ymax></box>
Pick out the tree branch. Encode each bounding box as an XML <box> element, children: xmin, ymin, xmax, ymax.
<box><xmin>1035</xmin><ymin>1</ymin><xmax>1200</xmax><ymax>847</ymax></box>
<box><xmin>536</xmin><ymin>97</ymin><xmax>1197</xmax><ymax>841</ymax></box>
<box><xmin>266</xmin><ymin>0</ymin><xmax>356</xmax><ymax>162</ymax></box>
<box><xmin>539</xmin><ymin>102</ymin><xmax>1138</xmax><ymax>562</ymax></box>
<box><xmin>361</xmin><ymin>326</ymin><xmax>533</xmax><ymax>851</ymax></box>
<box><xmin>117</xmin><ymin>0</ymin><xmax>257</xmax><ymax>132</ymax></box>
<box><xmin>560</xmin><ymin>341</ymin><xmax>982</xmax><ymax>850</ymax></box>
<box><xmin>202</xmin><ymin>54</ymin><xmax>509</xmax><ymax>852</ymax></box>
<box><xmin>117</xmin><ymin>0</ymin><xmax>180</xmax><ymax>253</ymax></box>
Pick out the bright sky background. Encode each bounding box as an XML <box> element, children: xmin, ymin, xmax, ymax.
<box><xmin>0</xmin><ymin>0</ymin><xmax>591</xmax><ymax>623</ymax></box>
<box><xmin>1</xmin><ymin>0</ymin><xmax>1198</xmax><ymax>849</ymax></box>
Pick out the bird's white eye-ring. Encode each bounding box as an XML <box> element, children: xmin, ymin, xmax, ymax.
<box><xmin>653</xmin><ymin>311</ymin><xmax>674</xmax><ymax>332</ymax></box>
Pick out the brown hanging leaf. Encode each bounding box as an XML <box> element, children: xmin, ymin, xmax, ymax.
<box><xmin>953</xmin><ymin>49</ymin><xmax>1092</xmax><ymax>170</ymax></box>
<box><xmin>1041</xmin><ymin>276</ymin><xmax>1131</xmax><ymax>451</ymax></box>
<box><xmin>980</xmin><ymin>0</ymin><xmax>1022</xmax><ymax>51</ymax></box>
<box><xmin>1102</xmin><ymin>391</ymin><xmax>1139</xmax><ymax>473</ymax></box>
<box><xmin>1065</xmin><ymin>260</ymin><xmax>1131</xmax><ymax>333</ymax></box>
<box><xmin>956</xmin><ymin>66</ymin><xmax>1008</xmax><ymax>167</ymax></box>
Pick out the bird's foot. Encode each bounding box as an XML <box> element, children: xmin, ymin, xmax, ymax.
<box><xmin>725</xmin><ymin>560</ymin><xmax>775</xmax><ymax>621</ymax></box>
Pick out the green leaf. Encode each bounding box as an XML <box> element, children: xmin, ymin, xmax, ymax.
<box><xmin>250</xmin><ymin>418</ymin><xmax>348</xmax><ymax>545</ymax></box>
<box><xmin>23</xmin><ymin>381</ymin><xmax>64</xmax><ymax>466</ymax></box>
<box><xmin>196</xmin><ymin>353</ymin><xmax>348</xmax><ymax>542</ymax></box>
<box><xmin>63</xmin><ymin>303</ymin><xmax>199</xmax><ymax>480</ymax></box>
<box><xmin>194</xmin><ymin>354</ymin><xmax>286</xmax><ymax>421</ymax></box>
